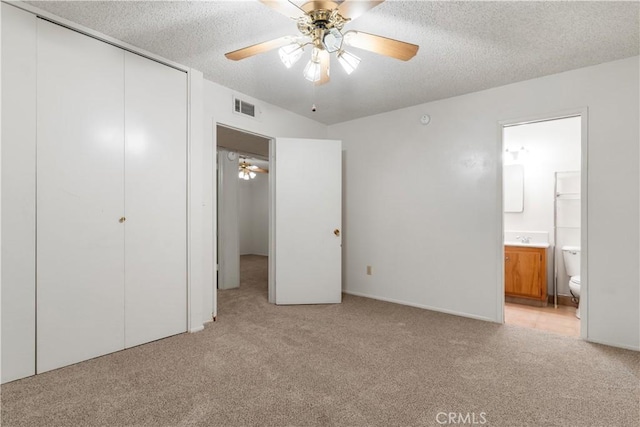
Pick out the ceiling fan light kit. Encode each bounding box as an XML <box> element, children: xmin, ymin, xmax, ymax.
<box><xmin>322</xmin><ymin>27</ymin><xmax>343</xmax><ymax>53</ymax></box>
<box><xmin>278</xmin><ymin>43</ymin><xmax>305</xmax><ymax>68</ymax></box>
<box><xmin>337</xmin><ymin>49</ymin><xmax>360</xmax><ymax>74</ymax></box>
<box><xmin>239</xmin><ymin>159</ymin><xmax>268</xmax><ymax>180</ymax></box>
<box><xmin>225</xmin><ymin>0</ymin><xmax>419</xmax><ymax>85</ymax></box>
<box><xmin>303</xmin><ymin>47</ymin><xmax>322</xmax><ymax>82</ymax></box>
<box><xmin>239</xmin><ymin>170</ymin><xmax>257</xmax><ymax>180</ymax></box>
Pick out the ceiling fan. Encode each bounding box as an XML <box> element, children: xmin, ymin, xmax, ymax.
<box><xmin>225</xmin><ymin>0</ymin><xmax>419</xmax><ymax>85</ymax></box>
<box><xmin>239</xmin><ymin>158</ymin><xmax>268</xmax><ymax>180</ymax></box>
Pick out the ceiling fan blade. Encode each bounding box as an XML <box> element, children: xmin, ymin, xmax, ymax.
<box><xmin>240</xmin><ymin>162</ymin><xmax>269</xmax><ymax>174</ymax></box>
<box><xmin>259</xmin><ymin>0</ymin><xmax>306</xmax><ymax>19</ymax></box>
<box><xmin>337</xmin><ymin>0</ymin><xmax>385</xmax><ymax>21</ymax></box>
<box><xmin>316</xmin><ymin>49</ymin><xmax>330</xmax><ymax>86</ymax></box>
<box><xmin>225</xmin><ymin>36</ymin><xmax>294</xmax><ymax>61</ymax></box>
<box><xmin>344</xmin><ymin>31</ymin><xmax>419</xmax><ymax>61</ymax></box>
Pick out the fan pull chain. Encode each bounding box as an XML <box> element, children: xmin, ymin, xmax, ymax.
<box><xmin>311</xmin><ymin>80</ymin><xmax>317</xmax><ymax>112</ymax></box>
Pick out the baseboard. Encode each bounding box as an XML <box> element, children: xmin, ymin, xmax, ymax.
<box><xmin>586</xmin><ymin>337</ymin><xmax>640</xmax><ymax>352</ymax></box>
<box><xmin>547</xmin><ymin>294</ymin><xmax>577</xmax><ymax>307</ymax></box>
<box><xmin>189</xmin><ymin>325</ymin><xmax>205</xmax><ymax>333</ymax></box>
<box><xmin>343</xmin><ymin>290</ymin><xmax>497</xmax><ymax>323</ymax></box>
<box><xmin>506</xmin><ymin>296</ymin><xmax>548</xmax><ymax>307</ymax></box>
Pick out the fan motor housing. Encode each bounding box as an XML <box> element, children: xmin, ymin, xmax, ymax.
<box><xmin>300</xmin><ymin>1</ymin><xmax>340</xmax><ymax>14</ymax></box>
<box><xmin>297</xmin><ymin>4</ymin><xmax>349</xmax><ymax>41</ymax></box>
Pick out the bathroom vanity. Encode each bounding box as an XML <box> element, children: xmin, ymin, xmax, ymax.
<box><xmin>504</xmin><ymin>245</ymin><xmax>547</xmax><ymax>303</ymax></box>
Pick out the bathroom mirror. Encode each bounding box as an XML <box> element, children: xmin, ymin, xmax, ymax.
<box><xmin>504</xmin><ymin>164</ymin><xmax>524</xmax><ymax>212</ymax></box>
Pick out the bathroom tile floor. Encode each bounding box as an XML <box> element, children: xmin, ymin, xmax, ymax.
<box><xmin>505</xmin><ymin>302</ymin><xmax>580</xmax><ymax>337</ymax></box>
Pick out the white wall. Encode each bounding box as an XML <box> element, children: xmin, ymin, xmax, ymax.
<box><xmin>239</xmin><ymin>173</ymin><xmax>269</xmax><ymax>256</ymax></box>
<box><xmin>250</xmin><ymin>174</ymin><xmax>269</xmax><ymax>256</ymax></box>
<box><xmin>503</xmin><ymin>117</ymin><xmax>582</xmax><ymax>296</ymax></box>
<box><xmin>188</xmin><ymin>69</ymin><xmax>205</xmax><ymax>332</ymax></box>
<box><xmin>202</xmin><ymin>80</ymin><xmax>328</xmax><ymax>319</ymax></box>
<box><xmin>328</xmin><ymin>56</ymin><xmax>639</xmax><ymax>351</ymax></box>
<box><xmin>238</xmin><ymin>177</ymin><xmax>253</xmax><ymax>255</ymax></box>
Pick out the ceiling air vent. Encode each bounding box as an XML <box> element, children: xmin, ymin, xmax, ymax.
<box><xmin>233</xmin><ymin>96</ymin><xmax>259</xmax><ymax>119</ymax></box>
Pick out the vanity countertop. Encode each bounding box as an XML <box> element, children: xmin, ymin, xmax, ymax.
<box><xmin>504</xmin><ymin>241</ymin><xmax>550</xmax><ymax>249</ymax></box>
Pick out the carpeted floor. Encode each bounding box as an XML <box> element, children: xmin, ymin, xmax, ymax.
<box><xmin>1</xmin><ymin>255</ymin><xmax>638</xmax><ymax>426</ymax></box>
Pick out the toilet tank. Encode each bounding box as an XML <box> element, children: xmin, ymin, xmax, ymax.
<box><xmin>562</xmin><ymin>246</ymin><xmax>581</xmax><ymax>277</ymax></box>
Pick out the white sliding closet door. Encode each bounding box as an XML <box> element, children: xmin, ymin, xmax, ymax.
<box><xmin>124</xmin><ymin>52</ymin><xmax>187</xmax><ymax>348</ymax></box>
<box><xmin>37</xmin><ymin>20</ymin><xmax>126</xmax><ymax>373</ymax></box>
<box><xmin>1</xmin><ymin>3</ymin><xmax>37</xmax><ymax>383</ymax></box>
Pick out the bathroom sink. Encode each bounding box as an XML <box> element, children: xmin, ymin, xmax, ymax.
<box><xmin>504</xmin><ymin>241</ymin><xmax>550</xmax><ymax>248</ymax></box>
<box><xmin>504</xmin><ymin>231</ymin><xmax>550</xmax><ymax>248</ymax></box>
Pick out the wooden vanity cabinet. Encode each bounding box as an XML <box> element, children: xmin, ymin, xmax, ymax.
<box><xmin>504</xmin><ymin>246</ymin><xmax>547</xmax><ymax>301</ymax></box>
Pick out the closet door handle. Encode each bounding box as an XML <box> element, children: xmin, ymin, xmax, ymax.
<box><xmin>119</xmin><ymin>217</ymin><xmax>126</xmax><ymax>223</ymax></box>
<box><xmin>505</xmin><ymin>256</ymin><xmax>510</xmax><ymax>261</ymax></box>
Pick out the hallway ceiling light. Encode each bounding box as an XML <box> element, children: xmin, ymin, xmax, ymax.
<box><xmin>224</xmin><ymin>0</ymin><xmax>419</xmax><ymax>85</ymax></box>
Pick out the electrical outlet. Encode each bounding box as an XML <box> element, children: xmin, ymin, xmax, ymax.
<box><xmin>366</xmin><ymin>265</ymin><xmax>372</xmax><ymax>275</ymax></box>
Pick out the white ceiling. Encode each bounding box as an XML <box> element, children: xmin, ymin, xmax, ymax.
<box><xmin>26</xmin><ymin>0</ymin><xmax>639</xmax><ymax>125</ymax></box>
<box><xmin>217</xmin><ymin>124</ymin><xmax>270</xmax><ymax>157</ymax></box>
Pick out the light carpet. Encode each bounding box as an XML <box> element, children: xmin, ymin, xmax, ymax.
<box><xmin>1</xmin><ymin>255</ymin><xmax>638</xmax><ymax>426</ymax></box>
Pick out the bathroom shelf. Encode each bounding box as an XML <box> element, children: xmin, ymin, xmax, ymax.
<box><xmin>553</xmin><ymin>171</ymin><xmax>581</xmax><ymax>309</ymax></box>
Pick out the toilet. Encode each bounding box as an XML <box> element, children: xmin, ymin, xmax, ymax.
<box><xmin>562</xmin><ymin>246</ymin><xmax>581</xmax><ymax>318</ymax></box>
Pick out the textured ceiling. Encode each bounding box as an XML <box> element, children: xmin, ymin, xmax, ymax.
<box><xmin>25</xmin><ymin>1</ymin><xmax>639</xmax><ymax>125</ymax></box>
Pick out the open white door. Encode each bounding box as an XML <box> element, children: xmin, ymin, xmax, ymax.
<box><xmin>274</xmin><ymin>138</ymin><xmax>342</xmax><ymax>305</ymax></box>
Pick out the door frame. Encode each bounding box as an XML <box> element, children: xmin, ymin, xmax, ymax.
<box><xmin>497</xmin><ymin>107</ymin><xmax>589</xmax><ymax>340</ymax></box>
<box><xmin>268</xmin><ymin>139</ymin><xmax>276</xmax><ymax>304</ymax></box>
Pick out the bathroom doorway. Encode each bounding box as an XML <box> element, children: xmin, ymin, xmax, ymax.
<box><xmin>500</xmin><ymin>112</ymin><xmax>586</xmax><ymax>338</ymax></box>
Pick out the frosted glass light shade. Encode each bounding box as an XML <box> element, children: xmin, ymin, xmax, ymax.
<box><xmin>249</xmin><ymin>172</ymin><xmax>256</xmax><ymax>179</ymax></box>
<box><xmin>304</xmin><ymin>58</ymin><xmax>321</xmax><ymax>82</ymax></box>
<box><xmin>239</xmin><ymin>171</ymin><xmax>244</xmax><ymax>178</ymax></box>
<box><xmin>323</xmin><ymin>28</ymin><xmax>343</xmax><ymax>53</ymax></box>
<box><xmin>337</xmin><ymin>50</ymin><xmax>360</xmax><ymax>74</ymax></box>
<box><xmin>279</xmin><ymin>44</ymin><xmax>303</xmax><ymax>68</ymax></box>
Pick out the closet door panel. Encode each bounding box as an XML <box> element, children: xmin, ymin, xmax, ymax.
<box><xmin>37</xmin><ymin>20</ymin><xmax>125</xmax><ymax>373</ymax></box>
<box><xmin>124</xmin><ymin>52</ymin><xmax>187</xmax><ymax>348</ymax></box>
<box><xmin>1</xmin><ymin>4</ymin><xmax>37</xmax><ymax>383</ymax></box>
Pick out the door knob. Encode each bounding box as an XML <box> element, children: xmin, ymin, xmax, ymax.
<box><xmin>119</xmin><ymin>217</ymin><xmax>126</xmax><ymax>223</ymax></box>
<box><xmin>505</xmin><ymin>256</ymin><xmax>510</xmax><ymax>261</ymax></box>
<box><xmin>334</xmin><ymin>229</ymin><xmax>340</xmax><ymax>237</ymax></box>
